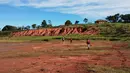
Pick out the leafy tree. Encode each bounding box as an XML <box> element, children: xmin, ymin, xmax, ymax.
<box><xmin>48</xmin><ymin>20</ymin><xmax>52</xmax><ymax>27</ymax></box>
<box><xmin>17</xmin><ymin>27</ymin><xmax>22</xmax><ymax>31</ymax></box>
<box><xmin>114</xmin><ymin>13</ymin><xmax>120</xmax><ymax>22</ymax></box>
<box><xmin>47</xmin><ymin>24</ymin><xmax>52</xmax><ymax>28</ymax></box>
<box><xmin>106</xmin><ymin>16</ymin><xmax>113</xmax><ymax>22</ymax></box>
<box><xmin>65</xmin><ymin>20</ymin><xmax>72</xmax><ymax>26</ymax></box>
<box><xmin>118</xmin><ymin>19</ymin><xmax>123</xmax><ymax>23</ymax></box>
<box><xmin>24</xmin><ymin>25</ymin><xmax>30</xmax><ymax>30</ymax></box>
<box><xmin>32</xmin><ymin>24</ymin><xmax>36</xmax><ymax>29</ymax></box>
<box><xmin>106</xmin><ymin>13</ymin><xmax>120</xmax><ymax>23</ymax></box>
<box><xmin>36</xmin><ymin>25</ymin><xmax>42</xmax><ymax>29</ymax></box>
<box><xmin>2</xmin><ymin>25</ymin><xmax>17</xmax><ymax>31</ymax></box>
<box><xmin>120</xmin><ymin>14</ymin><xmax>130</xmax><ymax>23</ymax></box>
<box><xmin>83</xmin><ymin>18</ymin><xmax>88</xmax><ymax>23</ymax></box>
<box><xmin>41</xmin><ymin>20</ymin><xmax>47</xmax><ymax>28</ymax></box>
<box><xmin>75</xmin><ymin>20</ymin><xmax>79</xmax><ymax>24</ymax></box>
<box><xmin>48</xmin><ymin>20</ymin><xmax>52</xmax><ymax>25</ymax></box>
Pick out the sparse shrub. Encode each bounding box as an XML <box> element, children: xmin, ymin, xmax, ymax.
<box><xmin>109</xmin><ymin>37</ymin><xmax>120</xmax><ymax>41</ymax></box>
<box><xmin>0</xmin><ymin>31</ymin><xmax>11</xmax><ymax>37</ymax></box>
<box><xmin>54</xmin><ymin>37</ymin><xmax>62</xmax><ymax>40</ymax></box>
<box><xmin>42</xmin><ymin>39</ymin><xmax>49</xmax><ymax>42</ymax></box>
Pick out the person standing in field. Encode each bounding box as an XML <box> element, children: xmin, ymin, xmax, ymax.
<box><xmin>70</xmin><ymin>38</ymin><xmax>73</xmax><ymax>43</ymax></box>
<box><xmin>86</xmin><ymin>39</ymin><xmax>91</xmax><ymax>50</ymax></box>
<box><xmin>62</xmin><ymin>37</ymin><xmax>65</xmax><ymax>43</ymax></box>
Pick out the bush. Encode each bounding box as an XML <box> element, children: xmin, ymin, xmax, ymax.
<box><xmin>2</xmin><ymin>25</ymin><xmax>17</xmax><ymax>31</ymax></box>
<box><xmin>53</xmin><ymin>37</ymin><xmax>62</xmax><ymax>40</ymax></box>
<box><xmin>109</xmin><ymin>37</ymin><xmax>121</xmax><ymax>41</ymax></box>
<box><xmin>0</xmin><ymin>31</ymin><xmax>11</xmax><ymax>37</ymax></box>
<box><xmin>42</xmin><ymin>39</ymin><xmax>49</xmax><ymax>42</ymax></box>
<box><xmin>90</xmin><ymin>37</ymin><xmax>108</xmax><ymax>40</ymax></box>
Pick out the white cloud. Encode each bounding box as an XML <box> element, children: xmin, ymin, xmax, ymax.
<box><xmin>0</xmin><ymin>0</ymin><xmax>130</xmax><ymax>19</ymax></box>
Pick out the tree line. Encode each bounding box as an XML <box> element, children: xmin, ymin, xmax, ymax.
<box><xmin>106</xmin><ymin>13</ymin><xmax>130</xmax><ymax>23</ymax></box>
<box><xmin>1</xmin><ymin>18</ymin><xmax>88</xmax><ymax>31</ymax></box>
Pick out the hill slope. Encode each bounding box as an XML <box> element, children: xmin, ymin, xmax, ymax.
<box><xmin>12</xmin><ymin>27</ymin><xmax>99</xmax><ymax>36</ymax></box>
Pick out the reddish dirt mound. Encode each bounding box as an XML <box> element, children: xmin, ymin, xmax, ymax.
<box><xmin>12</xmin><ymin>27</ymin><xmax>99</xmax><ymax>36</ymax></box>
<box><xmin>82</xmin><ymin>26</ymin><xmax>99</xmax><ymax>35</ymax></box>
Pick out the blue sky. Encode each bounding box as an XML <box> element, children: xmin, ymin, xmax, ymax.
<box><xmin>0</xmin><ymin>0</ymin><xmax>130</xmax><ymax>29</ymax></box>
<box><xmin>0</xmin><ymin>5</ymin><xmax>83</xmax><ymax>28</ymax></box>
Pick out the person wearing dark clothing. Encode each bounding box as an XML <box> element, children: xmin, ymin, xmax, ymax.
<box><xmin>62</xmin><ymin>37</ymin><xmax>65</xmax><ymax>42</ymax></box>
<box><xmin>70</xmin><ymin>38</ymin><xmax>72</xmax><ymax>43</ymax></box>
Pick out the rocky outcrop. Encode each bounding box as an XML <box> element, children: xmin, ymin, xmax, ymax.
<box><xmin>12</xmin><ymin>27</ymin><xmax>99</xmax><ymax>36</ymax></box>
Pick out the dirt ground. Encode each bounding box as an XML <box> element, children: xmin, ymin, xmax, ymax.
<box><xmin>0</xmin><ymin>40</ymin><xmax>130</xmax><ymax>73</ymax></box>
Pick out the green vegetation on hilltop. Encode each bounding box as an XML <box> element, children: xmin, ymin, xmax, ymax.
<box><xmin>98</xmin><ymin>23</ymin><xmax>130</xmax><ymax>37</ymax></box>
<box><xmin>87</xmin><ymin>65</ymin><xmax>130</xmax><ymax>73</ymax></box>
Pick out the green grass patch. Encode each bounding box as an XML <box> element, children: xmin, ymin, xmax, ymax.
<box><xmin>87</xmin><ymin>65</ymin><xmax>130</xmax><ymax>73</ymax></box>
<box><xmin>0</xmin><ymin>36</ymin><xmax>63</xmax><ymax>42</ymax></box>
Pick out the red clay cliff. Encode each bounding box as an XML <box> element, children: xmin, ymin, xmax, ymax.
<box><xmin>12</xmin><ymin>27</ymin><xmax>99</xmax><ymax>36</ymax></box>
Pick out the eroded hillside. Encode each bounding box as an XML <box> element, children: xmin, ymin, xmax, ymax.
<box><xmin>12</xmin><ymin>27</ymin><xmax>99</xmax><ymax>36</ymax></box>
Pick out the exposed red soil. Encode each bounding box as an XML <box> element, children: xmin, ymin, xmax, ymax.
<box><xmin>12</xmin><ymin>27</ymin><xmax>99</xmax><ymax>36</ymax></box>
<box><xmin>0</xmin><ymin>40</ymin><xmax>130</xmax><ymax>73</ymax></box>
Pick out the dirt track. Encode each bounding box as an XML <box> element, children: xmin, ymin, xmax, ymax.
<box><xmin>0</xmin><ymin>40</ymin><xmax>130</xmax><ymax>73</ymax></box>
